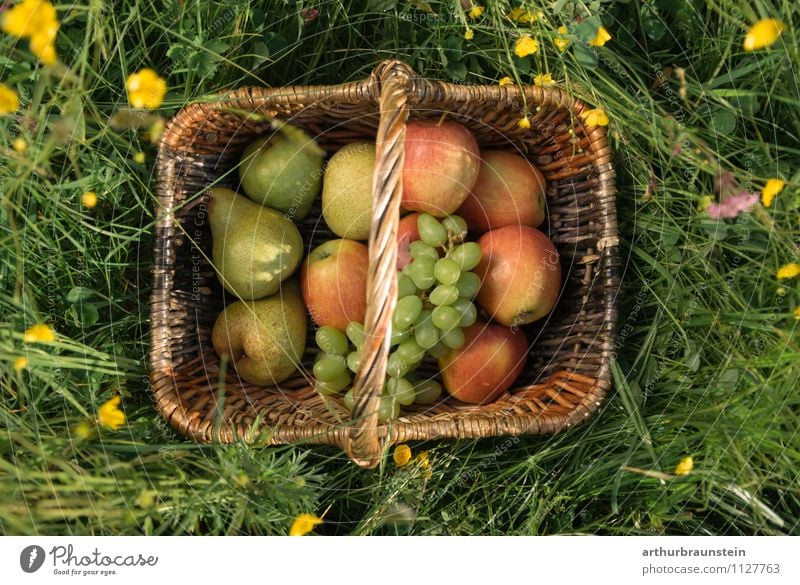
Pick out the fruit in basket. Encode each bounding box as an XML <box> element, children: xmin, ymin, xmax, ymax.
<box><xmin>301</xmin><ymin>239</ymin><xmax>369</xmax><ymax>330</ymax></box>
<box><xmin>238</xmin><ymin>127</ymin><xmax>325</xmax><ymax>219</ymax></box>
<box><xmin>402</xmin><ymin>120</ymin><xmax>480</xmax><ymax>217</ymax></box>
<box><xmin>211</xmin><ymin>280</ymin><xmax>307</xmax><ymax>386</ymax></box>
<box><xmin>457</xmin><ymin>150</ymin><xmax>547</xmax><ymax>234</ymax></box>
<box><xmin>475</xmin><ymin>225</ymin><xmax>561</xmax><ymax>327</ymax></box>
<box><xmin>322</xmin><ymin>142</ymin><xmax>376</xmax><ymax>240</ymax></box>
<box><xmin>438</xmin><ymin>321</ymin><xmax>528</xmax><ymax>404</ymax></box>
<box><xmin>397</xmin><ymin>212</ymin><xmax>421</xmax><ymax>269</ymax></box>
<box><xmin>208</xmin><ymin>187</ymin><xmax>304</xmax><ymax>300</ymax></box>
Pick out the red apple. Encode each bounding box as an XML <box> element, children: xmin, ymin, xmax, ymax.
<box><xmin>301</xmin><ymin>239</ymin><xmax>369</xmax><ymax>330</ymax></box>
<box><xmin>402</xmin><ymin>120</ymin><xmax>480</xmax><ymax>217</ymax></box>
<box><xmin>457</xmin><ymin>150</ymin><xmax>546</xmax><ymax>234</ymax></box>
<box><xmin>397</xmin><ymin>212</ymin><xmax>420</xmax><ymax>269</ymax></box>
<box><xmin>438</xmin><ymin>321</ymin><xmax>528</xmax><ymax>404</ymax></box>
<box><xmin>475</xmin><ymin>225</ymin><xmax>561</xmax><ymax>327</ymax></box>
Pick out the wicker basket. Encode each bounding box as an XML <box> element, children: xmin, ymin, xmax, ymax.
<box><xmin>149</xmin><ymin>60</ymin><xmax>619</xmax><ymax>468</ymax></box>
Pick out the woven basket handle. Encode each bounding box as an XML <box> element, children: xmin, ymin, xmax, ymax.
<box><xmin>343</xmin><ymin>60</ymin><xmax>413</xmax><ymax>467</ymax></box>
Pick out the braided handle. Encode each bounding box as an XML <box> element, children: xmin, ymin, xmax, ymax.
<box><xmin>343</xmin><ymin>61</ymin><xmax>413</xmax><ymax>467</ymax></box>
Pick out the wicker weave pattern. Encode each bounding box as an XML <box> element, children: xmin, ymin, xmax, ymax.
<box><xmin>150</xmin><ymin>61</ymin><xmax>618</xmax><ymax>467</ymax></box>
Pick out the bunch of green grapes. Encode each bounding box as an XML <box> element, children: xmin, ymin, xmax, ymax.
<box><xmin>312</xmin><ymin>323</ymin><xmax>443</xmax><ymax>422</ymax></box>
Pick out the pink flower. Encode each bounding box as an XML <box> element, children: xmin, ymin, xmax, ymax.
<box><xmin>706</xmin><ymin>192</ymin><xmax>758</xmax><ymax>219</ymax></box>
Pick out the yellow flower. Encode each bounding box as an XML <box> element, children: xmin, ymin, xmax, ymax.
<box><xmin>464</xmin><ymin>28</ymin><xmax>474</xmax><ymax>41</ymax></box>
<box><xmin>2</xmin><ymin>0</ymin><xmax>56</xmax><ymax>39</ymax></box>
<box><xmin>133</xmin><ymin>151</ymin><xmax>145</xmax><ymax>164</ymax></box>
<box><xmin>514</xmin><ymin>36</ymin><xmax>538</xmax><ymax>58</ymax></box>
<box><xmin>13</xmin><ymin>356</ymin><xmax>28</xmax><ymax>372</ymax></box>
<box><xmin>0</xmin><ymin>83</ymin><xmax>20</xmax><ymax>116</ymax></box>
<box><xmin>23</xmin><ymin>323</ymin><xmax>55</xmax><ymax>343</ymax></box>
<box><xmin>289</xmin><ymin>513</ymin><xmax>323</xmax><ymax>536</ymax></box>
<box><xmin>776</xmin><ymin>262</ymin><xmax>800</xmax><ymax>279</ymax></box>
<box><xmin>761</xmin><ymin>178</ymin><xmax>785</xmax><ymax>207</ymax></box>
<box><xmin>126</xmin><ymin>68</ymin><xmax>167</xmax><ymax>110</ymax></box>
<box><xmin>469</xmin><ymin>6</ymin><xmax>484</xmax><ymax>20</ymax></box>
<box><xmin>589</xmin><ymin>25</ymin><xmax>612</xmax><ymax>47</ymax></box>
<box><xmin>498</xmin><ymin>76</ymin><xmax>512</xmax><ymax>87</ymax></box>
<box><xmin>508</xmin><ymin>7</ymin><xmax>536</xmax><ymax>24</ymax></box>
<box><xmin>554</xmin><ymin>25</ymin><xmax>570</xmax><ymax>52</ymax></box>
<box><xmin>743</xmin><ymin>19</ymin><xmax>785</xmax><ymax>51</ymax></box>
<box><xmin>12</xmin><ymin>137</ymin><xmax>27</xmax><ymax>152</ymax></box>
<box><xmin>97</xmin><ymin>396</ymin><xmax>126</xmax><ymax>430</ymax></box>
<box><xmin>674</xmin><ymin>456</ymin><xmax>694</xmax><ymax>476</ymax></box>
<box><xmin>794</xmin><ymin>307</ymin><xmax>800</xmax><ymax>320</ymax></box>
<box><xmin>414</xmin><ymin>451</ymin><xmax>430</xmax><ymax>469</ymax></box>
<box><xmin>517</xmin><ymin>116</ymin><xmax>531</xmax><ymax>129</ymax></box>
<box><xmin>28</xmin><ymin>21</ymin><xmax>58</xmax><ymax>65</ymax></box>
<box><xmin>81</xmin><ymin>191</ymin><xmax>98</xmax><ymax>209</ymax></box>
<box><xmin>534</xmin><ymin>73</ymin><xmax>554</xmax><ymax>87</ymax></box>
<box><xmin>74</xmin><ymin>421</ymin><xmax>93</xmax><ymax>440</ymax></box>
<box><xmin>580</xmin><ymin>108</ymin><xmax>609</xmax><ymax>127</ymax></box>
<box><xmin>393</xmin><ymin>444</ymin><xmax>412</xmax><ymax>466</ymax></box>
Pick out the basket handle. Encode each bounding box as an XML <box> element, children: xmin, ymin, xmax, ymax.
<box><xmin>344</xmin><ymin>60</ymin><xmax>413</xmax><ymax>467</ymax></box>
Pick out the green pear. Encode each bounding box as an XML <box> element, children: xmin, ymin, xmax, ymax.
<box><xmin>239</xmin><ymin>127</ymin><xmax>325</xmax><ymax>219</ymax></box>
<box><xmin>208</xmin><ymin>187</ymin><xmax>303</xmax><ymax>300</ymax></box>
<box><xmin>322</xmin><ymin>142</ymin><xmax>375</xmax><ymax>240</ymax></box>
<box><xmin>211</xmin><ymin>281</ymin><xmax>307</xmax><ymax>386</ymax></box>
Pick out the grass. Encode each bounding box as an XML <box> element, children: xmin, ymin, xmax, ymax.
<box><xmin>1</xmin><ymin>0</ymin><xmax>798</xmax><ymax>535</ymax></box>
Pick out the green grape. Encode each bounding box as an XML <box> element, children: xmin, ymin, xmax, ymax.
<box><xmin>417</xmin><ymin>213</ymin><xmax>448</xmax><ymax>247</ymax></box>
<box><xmin>387</xmin><ymin>377</ymin><xmax>416</xmax><ymax>406</ymax></box>
<box><xmin>426</xmin><ymin>341</ymin><xmax>450</xmax><ymax>359</ymax></box>
<box><xmin>390</xmin><ymin>327</ymin><xmax>411</xmax><ymax>346</ymax></box>
<box><xmin>409</xmin><ymin>241</ymin><xmax>439</xmax><ymax>262</ymax></box>
<box><xmin>393</xmin><ymin>295</ymin><xmax>423</xmax><ymax>330</ymax></box>
<box><xmin>315</xmin><ymin>373</ymin><xmax>351</xmax><ymax>395</ymax></box>
<box><xmin>432</xmin><ymin>305</ymin><xmax>461</xmax><ymax>331</ymax></box>
<box><xmin>414</xmin><ymin>314</ymin><xmax>439</xmax><ymax>349</ymax></box>
<box><xmin>455</xmin><ymin>271</ymin><xmax>481</xmax><ymax>298</ymax></box>
<box><xmin>396</xmin><ymin>338</ymin><xmax>425</xmax><ymax>364</ymax></box>
<box><xmin>450</xmin><ymin>242</ymin><xmax>482</xmax><ymax>271</ymax></box>
<box><xmin>429</xmin><ymin>284</ymin><xmax>459</xmax><ymax>306</ymax></box>
<box><xmin>442</xmin><ymin>215</ymin><xmax>468</xmax><ymax>239</ymax></box>
<box><xmin>346</xmin><ymin>350</ymin><xmax>361</xmax><ymax>373</ymax></box>
<box><xmin>343</xmin><ymin>388</ymin><xmax>355</xmax><ymax>411</ymax></box>
<box><xmin>346</xmin><ymin>321</ymin><xmax>366</xmax><ymax>348</ymax></box>
<box><xmin>378</xmin><ymin>395</ymin><xmax>401</xmax><ymax>422</ymax></box>
<box><xmin>386</xmin><ymin>350</ymin><xmax>411</xmax><ymax>377</ymax></box>
<box><xmin>453</xmin><ymin>298</ymin><xmax>478</xmax><ymax>327</ymax></box>
<box><xmin>313</xmin><ymin>354</ymin><xmax>347</xmax><ymax>382</ymax></box>
<box><xmin>408</xmin><ymin>257</ymin><xmax>436</xmax><ymax>289</ymax></box>
<box><xmin>397</xmin><ymin>273</ymin><xmax>417</xmax><ymax>298</ymax></box>
<box><xmin>434</xmin><ymin>257</ymin><xmax>461</xmax><ymax>285</ymax></box>
<box><xmin>315</xmin><ymin>326</ymin><xmax>349</xmax><ymax>356</ymax></box>
<box><xmin>441</xmin><ymin>326</ymin><xmax>466</xmax><ymax>349</ymax></box>
<box><xmin>414</xmin><ymin>379</ymin><xmax>443</xmax><ymax>405</ymax></box>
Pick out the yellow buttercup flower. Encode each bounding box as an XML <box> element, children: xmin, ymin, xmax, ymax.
<box><xmin>508</xmin><ymin>7</ymin><xmax>536</xmax><ymax>24</ymax></box>
<box><xmin>794</xmin><ymin>307</ymin><xmax>800</xmax><ymax>320</ymax></box>
<box><xmin>554</xmin><ymin>25</ymin><xmax>569</xmax><ymax>52</ymax></box>
<box><xmin>2</xmin><ymin>0</ymin><xmax>56</xmax><ymax>39</ymax></box>
<box><xmin>534</xmin><ymin>73</ymin><xmax>554</xmax><ymax>87</ymax></box>
<box><xmin>414</xmin><ymin>451</ymin><xmax>430</xmax><ymax>469</ymax></box>
<box><xmin>13</xmin><ymin>356</ymin><xmax>28</xmax><ymax>372</ymax></box>
<box><xmin>464</xmin><ymin>28</ymin><xmax>474</xmax><ymax>41</ymax></box>
<box><xmin>289</xmin><ymin>513</ymin><xmax>323</xmax><ymax>536</ymax></box>
<box><xmin>28</xmin><ymin>20</ymin><xmax>58</xmax><ymax>65</ymax></box>
<box><xmin>469</xmin><ymin>6</ymin><xmax>484</xmax><ymax>20</ymax></box>
<box><xmin>743</xmin><ymin>19</ymin><xmax>785</xmax><ymax>51</ymax></box>
<box><xmin>97</xmin><ymin>396</ymin><xmax>126</xmax><ymax>430</ymax></box>
<box><xmin>393</xmin><ymin>444</ymin><xmax>412</xmax><ymax>467</ymax></box>
<box><xmin>126</xmin><ymin>68</ymin><xmax>167</xmax><ymax>110</ymax></box>
<box><xmin>517</xmin><ymin>116</ymin><xmax>531</xmax><ymax>129</ymax></box>
<box><xmin>133</xmin><ymin>151</ymin><xmax>145</xmax><ymax>164</ymax></box>
<box><xmin>0</xmin><ymin>83</ymin><xmax>20</xmax><ymax>116</ymax></box>
<box><xmin>761</xmin><ymin>178</ymin><xmax>785</xmax><ymax>207</ymax></box>
<box><xmin>674</xmin><ymin>456</ymin><xmax>694</xmax><ymax>476</ymax></box>
<box><xmin>12</xmin><ymin>137</ymin><xmax>27</xmax><ymax>152</ymax></box>
<box><xmin>82</xmin><ymin>191</ymin><xmax>98</xmax><ymax>209</ymax></box>
<box><xmin>498</xmin><ymin>76</ymin><xmax>512</xmax><ymax>87</ymax></box>
<box><xmin>514</xmin><ymin>36</ymin><xmax>538</xmax><ymax>58</ymax></box>
<box><xmin>777</xmin><ymin>262</ymin><xmax>800</xmax><ymax>279</ymax></box>
<box><xmin>23</xmin><ymin>323</ymin><xmax>56</xmax><ymax>343</ymax></box>
<box><xmin>580</xmin><ymin>108</ymin><xmax>609</xmax><ymax>127</ymax></box>
<box><xmin>74</xmin><ymin>421</ymin><xmax>93</xmax><ymax>440</ymax></box>
<box><xmin>589</xmin><ymin>25</ymin><xmax>612</xmax><ymax>47</ymax></box>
